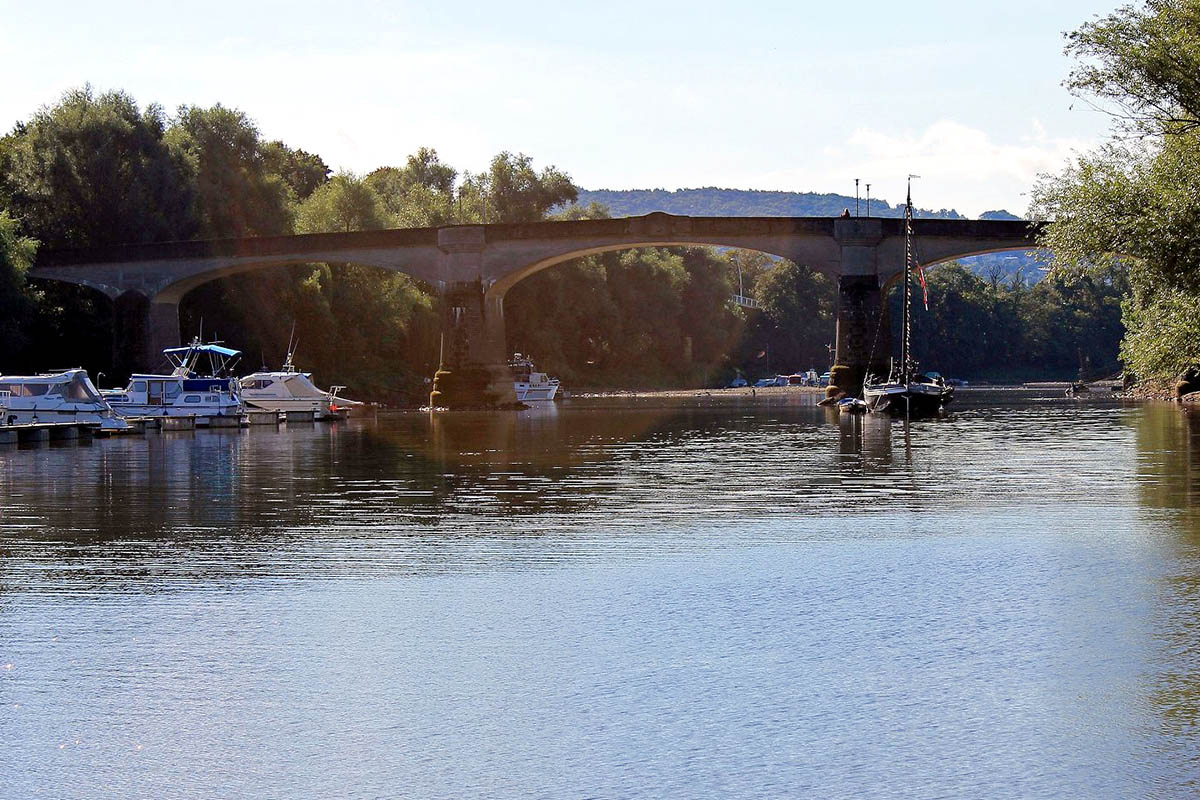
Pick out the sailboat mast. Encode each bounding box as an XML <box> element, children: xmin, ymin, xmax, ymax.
<box><xmin>902</xmin><ymin>183</ymin><xmax>912</xmax><ymax>383</ymax></box>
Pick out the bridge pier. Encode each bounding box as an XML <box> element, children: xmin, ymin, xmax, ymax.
<box><xmin>428</xmin><ymin>281</ymin><xmax>518</xmax><ymax>409</ymax></box>
<box><xmin>112</xmin><ymin>291</ymin><xmax>181</xmax><ymax>378</ymax></box>
<box><xmin>830</xmin><ymin>275</ymin><xmax>891</xmax><ymax>397</ymax></box>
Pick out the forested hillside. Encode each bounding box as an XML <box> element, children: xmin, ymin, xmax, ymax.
<box><xmin>575</xmin><ymin>188</ymin><xmax>974</xmax><ymax>219</ymax></box>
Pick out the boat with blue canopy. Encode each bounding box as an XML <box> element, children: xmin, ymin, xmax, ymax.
<box><xmin>102</xmin><ymin>338</ymin><xmax>246</xmax><ymax>423</ymax></box>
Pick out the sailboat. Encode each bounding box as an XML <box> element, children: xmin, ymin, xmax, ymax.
<box><xmin>862</xmin><ymin>179</ymin><xmax>954</xmax><ymax>416</ymax></box>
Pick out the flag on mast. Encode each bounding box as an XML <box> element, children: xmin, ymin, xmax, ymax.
<box><xmin>905</xmin><ymin>177</ymin><xmax>930</xmax><ymax>312</ymax></box>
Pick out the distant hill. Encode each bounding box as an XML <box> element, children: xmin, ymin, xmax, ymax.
<box><xmin>575</xmin><ymin>187</ymin><xmax>1039</xmax><ymax>281</ymax></box>
<box><xmin>575</xmin><ymin>187</ymin><xmax>978</xmax><ymax>220</ymax></box>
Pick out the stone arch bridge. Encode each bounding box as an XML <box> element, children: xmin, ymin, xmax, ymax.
<box><xmin>31</xmin><ymin>213</ymin><xmax>1043</xmax><ymax>407</ymax></box>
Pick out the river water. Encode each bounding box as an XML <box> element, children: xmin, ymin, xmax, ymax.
<box><xmin>1</xmin><ymin>391</ymin><xmax>1198</xmax><ymax>798</ymax></box>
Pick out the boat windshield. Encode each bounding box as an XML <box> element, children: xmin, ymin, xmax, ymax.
<box><xmin>283</xmin><ymin>374</ymin><xmax>322</xmax><ymax>396</ymax></box>
<box><xmin>65</xmin><ymin>373</ymin><xmax>104</xmax><ymax>401</ymax></box>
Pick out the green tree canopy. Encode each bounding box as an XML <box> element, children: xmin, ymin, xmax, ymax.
<box><xmin>261</xmin><ymin>140</ymin><xmax>330</xmax><ymax>201</ymax></box>
<box><xmin>166</xmin><ymin>104</ymin><xmax>292</xmax><ymax>238</ymax></box>
<box><xmin>0</xmin><ymin>211</ymin><xmax>38</xmax><ymax>360</ymax></box>
<box><xmin>295</xmin><ymin>172</ymin><xmax>390</xmax><ymax>233</ymax></box>
<box><xmin>1065</xmin><ymin>0</ymin><xmax>1200</xmax><ymax>135</ymax></box>
<box><xmin>459</xmin><ymin>151</ymin><xmax>577</xmax><ymax>223</ymax></box>
<box><xmin>366</xmin><ymin>148</ymin><xmax>459</xmax><ymax>227</ymax></box>
<box><xmin>1</xmin><ymin>87</ymin><xmax>194</xmax><ymax>248</ymax></box>
<box><xmin>1033</xmin><ymin>0</ymin><xmax>1200</xmax><ymax>380</ymax></box>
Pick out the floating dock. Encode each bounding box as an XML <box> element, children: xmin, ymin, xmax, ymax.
<box><xmin>0</xmin><ymin>421</ymin><xmax>98</xmax><ymax>446</ymax></box>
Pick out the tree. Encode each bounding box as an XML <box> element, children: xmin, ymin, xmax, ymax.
<box><xmin>366</xmin><ymin>148</ymin><xmax>458</xmax><ymax>227</ymax></box>
<box><xmin>1033</xmin><ymin>1</ymin><xmax>1200</xmax><ymax>381</ymax></box>
<box><xmin>295</xmin><ymin>172</ymin><xmax>390</xmax><ymax>233</ymax></box>
<box><xmin>261</xmin><ymin>140</ymin><xmax>330</xmax><ymax>201</ymax></box>
<box><xmin>166</xmin><ymin>104</ymin><xmax>292</xmax><ymax>238</ymax></box>
<box><xmin>459</xmin><ymin>152</ymin><xmax>577</xmax><ymax>223</ymax></box>
<box><xmin>1064</xmin><ymin>0</ymin><xmax>1200</xmax><ymax>135</ymax></box>
<box><xmin>752</xmin><ymin>261</ymin><xmax>836</xmax><ymax>372</ymax></box>
<box><xmin>2</xmin><ymin>87</ymin><xmax>194</xmax><ymax>248</ymax></box>
<box><xmin>0</xmin><ymin>211</ymin><xmax>38</xmax><ymax>361</ymax></box>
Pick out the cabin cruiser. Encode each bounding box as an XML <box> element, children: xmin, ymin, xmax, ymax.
<box><xmin>0</xmin><ymin>369</ymin><xmax>131</xmax><ymax>430</ymax></box>
<box><xmin>102</xmin><ymin>339</ymin><xmax>245</xmax><ymax>423</ymax></box>
<box><xmin>240</xmin><ymin>352</ymin><xmax>361</xmax><ymax>419</ymax></box>
<box><xmin>509</xmin><ymin>353</ymin><xmax>560</xmax><ymax>402</ymax></box>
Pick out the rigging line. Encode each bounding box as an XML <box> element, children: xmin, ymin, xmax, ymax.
<box><xmin>863</xmin><ymin>276</ymin><xmax>890</xmax><ymax>381</ymax></box>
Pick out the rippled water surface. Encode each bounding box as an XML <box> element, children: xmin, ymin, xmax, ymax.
<box><xmin>3</xmin><ymin>391</ymin><xmax>1200</xmax><ymax>798</ymax></box>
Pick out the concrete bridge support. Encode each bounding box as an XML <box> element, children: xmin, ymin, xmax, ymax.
<box><xmin>428</xmin><ymin>281</ymin><xmax>518</xmax><ymax>409</ymax></box>
<box><xmin>112</xmin><ymin>291</ymin><xmax>182</xmax><ymax>377</ymax></box>
<box><xmin>831</xmin><ymin>275</ymin><xmax>891</xmax><ymax>396</ymax></box>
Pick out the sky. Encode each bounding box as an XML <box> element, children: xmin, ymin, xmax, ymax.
<box><xmin>1</xmin><ymin>0</ymin><xmax>1116</xmax><ymax>218</ymax></box>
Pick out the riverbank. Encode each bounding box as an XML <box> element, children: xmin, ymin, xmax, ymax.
<box><xmin>574</xmin><ymin>381</ymin><xmax>1128</xmax><ymax>402</ymax></box>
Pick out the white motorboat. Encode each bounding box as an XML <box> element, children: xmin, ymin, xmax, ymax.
<box><xmin>240</xmin><ymin>350</ymin><xmax>361</xmax><ymax>420</ymax></box>
<box><xmin>509</xmin><ymin>353</ymin><xmax>560</xmax><ymax>402</ymax></box>
<box><xmin>0</xmin><ymin>369</ymin><xmax>131</xmax><ymax>430</ymax></box>
<box><xmin>102</xmin><ymin>339</ymin><xmax>245</xmax><ymax>423</ymax></box>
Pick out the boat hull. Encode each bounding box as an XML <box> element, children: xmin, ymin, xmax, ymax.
<box><xmin>863</xmin><ymin>382</ymin><xmax>953</xmax><ymax>416</ymax></box>
<box><xmin>515</xmin><ymin>381</ymin><xmax>559</xmax><ymax>402</ymax></box>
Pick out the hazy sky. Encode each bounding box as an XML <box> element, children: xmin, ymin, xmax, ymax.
<box><xmin>2</xmin><ymin>0</ymin><xmax>1115</xmax><ymax>217</ymax></box>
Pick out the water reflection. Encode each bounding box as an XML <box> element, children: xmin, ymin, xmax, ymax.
<box><xmin>1</xmin><ymin>393</ymin><xmax>1189</xmax><ymax>591</ymax></box>
<box><xmin>5</xmin><ymin>394</ymin><xmax>1200</xmax><ymax>797</ymax></box>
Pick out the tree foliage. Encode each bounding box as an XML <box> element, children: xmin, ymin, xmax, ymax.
<box><xmin>460</xmin><ymin>152</ymin><xmax>577</xmax><ymax>223</ymax></box>
<box><xmin>899</xmin><ymin>262</ymin><xmax>1126</xmax><ymax>381</ymax></box>
<box><xmin>261</xmin><ymin>140</ymin><xmax>330</xmax><ymax>200</ymax></box>
<box><xmin>1065</xmin><ymin>0</ymin><xmax>1200</xmax><ymax>135</ymax></box>
<box><xmin>166</xmin><ymin>104</ymin><xmax>292</xmax><ymax>238</ymax></box>
<box><xmin>1034</xmin><ymin>0</ymin><xmax>1200</xmax><ymax>381</ymax></box>
<box><xmin>295</xmin><ymin>172</ymin><xmax>390</xmax><ymax>233</ymax></box>
<box><xmin>1</xmin><ymin>87</ymin><xmax>194</xmax><ymax>248</ymax></box>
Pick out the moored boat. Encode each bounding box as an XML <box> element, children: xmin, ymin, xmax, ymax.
<box><xmin>863</xmin><ymin>179</ymin><xmax>953</xmax><ymax>417</ymax></box>
<box><xmin>102</xmin><ymin>339</ymin><xmax>245</xmax><ymax>423</ymax></box>
<box><xmin>240</xmin><ymin>350</ymin><xmax>361</xmax><ymax>420</ymax></box>
<box><xmin>509</xmin><ymin>353</ymin><xmax>560</xmax><ymax>402</ymax></box>
<box><xmin>0</xmin><ymin>368</ymin><xmax>131</xmax><ymax>430</ymax></box>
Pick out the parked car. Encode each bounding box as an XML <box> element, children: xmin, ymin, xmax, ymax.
<box><xmin>752</xmin><ymin>377</ymin><xmax>776</xmax><ymax>388</ymax></box>
<box><xmin>787</xmin><ymin>374</ymin><xmax>806</xmax><ymax>386</ymax></box>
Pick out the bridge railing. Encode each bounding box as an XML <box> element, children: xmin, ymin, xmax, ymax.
<box><xmin>732</xmin><ymin>294</ymin><xmax>760</xmax><ymax>309</ymax></box>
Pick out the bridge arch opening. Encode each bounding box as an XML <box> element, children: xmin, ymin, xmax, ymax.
<box><xmin>17</xmin><ymin>278</ymin><xmax>115</xmax><ymax>378</ymax></box>
<box><xmin>877</xmin><ymin>246</ymin><xmax>1124</xmax><ymax>383</ymax></box>
<box><xmin>495</xmin><ymin>243</ymin><xmax>837</xmax><ymax>389</ymax></box>
<box><xmin>174</xmin><ymin>260</ymin><xmax>441</xmax><ymax>404</ymax></box>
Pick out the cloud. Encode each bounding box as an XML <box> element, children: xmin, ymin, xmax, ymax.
<box><xmin>761</xmin><ymin>119</ymin><xmax>1097</xmax><ymax>218</ymax></box>
<box><xmin>758</xmin><ymin>117</ymin><xmax>1099</xmax><ymax>217</ymax></box>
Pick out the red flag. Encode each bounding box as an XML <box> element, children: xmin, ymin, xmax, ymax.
<box><xmin>916</xmin><ymin>260</ymin><xmax>929</xmax><ymax>311</ymax></box>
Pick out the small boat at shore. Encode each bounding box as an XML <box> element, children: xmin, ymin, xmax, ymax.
<box><xmin>0</xmin><ymin>369</ymin><xmax>131</xmax><ymax>430</ymax></box>
<box><xmin>510</xmin><ymin>353</ymin><xmax>560</xmax><ymax>402</ymax></box>
<box><xmin>240</xmin><ymin>350</ymin><xmax>361</xmax><ymax>420</ymax></box>
<box><xmin>102</xmin><ymin>339</ymin><xmax>245</xmax><ymax>423</ymax></box>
